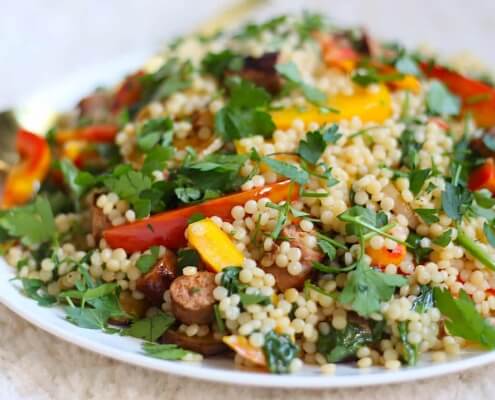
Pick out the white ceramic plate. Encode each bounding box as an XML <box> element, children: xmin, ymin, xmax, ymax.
<box><xmin>1</xmin><ymin>54</ymin><xmax>495</xmax><ymax>389</ymax></box>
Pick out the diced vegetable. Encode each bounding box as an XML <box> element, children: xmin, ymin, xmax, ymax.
<box><xmin>223</xmin><ymin>335</ymin><xmax>267</xmax><ymax>367</ymax></box>
<box><xmin>187</xmin><ymin>218</ymin><xmax>244</xmax><ymax>272</ymax></box>
<box><xmin>271</xmin><ymin>84</ymin><xmax>392</xmax><ymax>129</ymax></box>
<box><xmin>388</xmin><ymin>75</ymin><xmax>421</xmax><ymax>93</ymax></box>
<box><xmin>1</xmin><ymin>129</ymin><xmax>51</xmax><ymax>208</ymax></box>
<box><xmin>55</xmin><ymin>124</ymin><xmax>119</xmax><ymax>144</ymax></box>
<box><xmin>111</xmin><ymin>71</ymin><xmax>145</xmax><ymax>113</ymax></box>
<box><xmin>103</xmin><ymin>180</ymin><xmax>298</xmax><ymax>252</ymax></box>
<box><xmin>468</xmin><ymin>158</ymin><xmax>495</xmax><ymax>193</ymax></box>
<box><xmin>421</xmin><ymin>63</ymin><xmax>495</xmax><ymax>128</ymax></box>
<box><xmin>366</xmin><ymin>243</ymin><xmax>407</xmax><ymax>268</ymax></box>
<box><xmin>318</xmin><ymin>33</ymin><xmax>359</xmax><ymax>72</ymax></box>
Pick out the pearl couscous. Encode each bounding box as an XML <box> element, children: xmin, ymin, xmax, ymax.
<box><xmin>2</xmin><ymin>12</ymin><xmax>495</xmax><ymax>374</ymax></box>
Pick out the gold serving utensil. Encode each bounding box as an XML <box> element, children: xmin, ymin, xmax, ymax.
<box><xmin>0</xmin><ymin>0</ymin><xmax>267</xmax><ymax>181</ymax></box>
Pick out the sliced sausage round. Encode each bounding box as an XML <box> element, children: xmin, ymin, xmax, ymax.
<box><xmin>264</xmin><ymin>263</ymin><xmax>313</xmax><ymax>291</ymax></box>
<box><xmin>169</xmin><ymin>271</ymin><xmax>216</xmax><ymax>325</ymax></box>
<box><xmin>136</xmin><ymin>249</ymin><xmax>177</xmax><ymax>306</ymax></box>
<box><xmin>161</xmin><ymin>330</ymin><xmax>227</xmax><ymax>356</ymax></box>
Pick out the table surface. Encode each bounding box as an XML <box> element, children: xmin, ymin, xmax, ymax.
<box><xmin>1</xmin><ymin>0</ymin><xmax>494</xmax><ymax>399</ymax></box>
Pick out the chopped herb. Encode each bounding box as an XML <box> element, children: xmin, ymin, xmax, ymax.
<box><xmin>434</xmin><ymin>288</ymin><xmax>495</xmax><ymax>349</ymax></box>
<box><xmin>398</xmin><ymin>321</ymin><xmax>418</xmax><ymax>365</ymax></box>
<box><xmin>409</xmin><ymin>168</ymin><xmax>431</xmax><ymax>196</ymax></box>
<box><xmin>239</xmin><ymin>292</ymin><xmax>271</xmax><ymax>306</ymax></box>
<box><xmin>214</xmin><ymin>304</ymin><xmax>225</xmax><ymax>334</ymax></box>
<box><xmin>142</xmin><ymin>342</ymin><xmax>196</xmax><ymax>360</ymax></box>
<box><xmin>352</xmin><ymin>65</ymin><xmax>403</xmax><ymax>86</ymax></box>
<box><xmin>297</xmin><ymin>124</ymin><xmax>341</xmax><ymax>164</ymax></box>
<box><xmin>412</xmin><ymin>285</ymin><xmax>435</xmax><ymax>313</ymax></box>
<box><xmin>317</xmin><ymin>323</ymin><xmax>373</xmax><ymax>363</ymax></box>
<box><xmin>136</xmin><ymin>117</ymin><xmax>173</xmax><ymax>152</ymax></box>
<box><xmin>262</xmin><ymin>331</ymin><xmax>299</xmax><ymax>374</ymax></box>
<box><xmin>276</xmin><ymin>62</ymin><xmax>327</xmax><ymax>106</ymax></box>
<box><xmin>220</xmin><ymin>266</ymin><xmax>243</xmax><ymax>295</ymax></box>
<box><xmin>202</xmin><ymin>50</ymin><xmax>244</xmax><ymax>78</ymax></box>
<box><xmin>395</xmin><ymin>55</ymin><xmax>420</xmax><ymax>76</ymax></box>
<box><xmin>136</xmin><ymin>246</ymin><xmax>160</xmax><ymax>273</ymax></box>
<box><xmin>123</xmin><ymin>312</ymin><xmax>175</xmax><ymax>342</ymax></box>
<box><xmin>20</xmin><ymin>278</ymin><xmax>57</xmax><ymax>306</ymax></box>
<box><xmin>426</xmin><ymin>80</ymin><xmax>461</xmax><ymax>117</ymax></box>
<box><xmin>407</xmin><ymin>232</ymin><xmax>432</xmax><ymax>263</ymax></box>
<box><xmin>414</xmin><ymin>208</ymin><xmax>440</xmax><ymax>224</ymax></box>
<box><xmin>456</xmin><ymin>227</ymin><xmax>495</xmax><ymax>271</ymax></box>
<box><xmin>261</xmin><ymin>157</ymin><xmax>309</xmax><ymax>184</ymax></box>
<box><xmin>433</xmin><ymin>229</ymin><xmax>453</xmax><ymax>247</ymax></box>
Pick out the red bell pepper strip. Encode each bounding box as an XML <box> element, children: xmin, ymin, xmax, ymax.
<box><xmin>55</xmin><ymin>124</ymin><xmax>119</xmax><ymax>144</ymax></box>
<box><xmin>421</xmin><ymin>63</ymin><xmax>495</xmax><ymax>128</ymax></box>
<box><xmin>1</xmin><ymin>129</ymin><xmax>51</xmax><ymax>209</ymax></box>
<box><xmin>103</xmin><ymin>180</ymin><xmax>299</xmax><ymax>252</ymax></box>
<box><xmin>468</xmin><ymin>158</ymin><xmax>495</xmax><ymax>193</ymax></box>
<box><xmin>111</xmin><ymin>71</ymin><xmax>144</xmax><ymax>114</ymax></box>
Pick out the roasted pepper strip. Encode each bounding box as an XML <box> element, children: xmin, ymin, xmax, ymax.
<box><xmin>103</xmin><ymin>180</ymin><xmax>299</xmax><ymax>252</ymax></box>
<box><xmin>55</xmin><ymin>124</ymin><xmax>119</xmax><ymax>144</ymax></box>
<box><xmin>421</xmin><ymin>63</ymin><xmax>495</xmax><ymax>128</ymax></box>
<box><xmin>468</xmin><ymin>158</ymin><xmax>495</xmax><ymax>193</ymax></box>
<box><xmin>1</xmin><ymin>129</ymin><xmax>51</xmax><ymax>208</ymax></box>
<box><xmin>271</xmin><ymin>84</ymin><xmax>392</xmax><ymax>130</ymax></box>
<box><xmin>187</xmin><ymin>218</ymin><xmax>244</xmax><ymax>272</ymax></box>
<box><xmin>366</xmin><ymin>243</ymin><xmax>407</xmax><ymax>268</ymax></box>
<box><xmin>317</xmin><ymin>33</ymin><xmax>360</xmax><ymax>72</ymax></box>
<box><xmin>222</xmin><ymin>335</ymin><xmax>267</xmax><ymax>367</ymax></box>
<box><xmin>111</xmin><ymin>71</ymin><xmax>144</xmax><ymax>113</ymax></box>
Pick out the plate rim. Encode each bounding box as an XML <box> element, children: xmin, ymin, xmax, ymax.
<box><xmin>2</xmin><ymin>54</ymin><xmax>495</xmax><ymax>389</ymax></box>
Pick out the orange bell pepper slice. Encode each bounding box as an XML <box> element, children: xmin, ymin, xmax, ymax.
<box><xmin>366</xmin><ymin>243</ymin><xmax>407</xmax><ymax>268</ymax></box>
<box><xmin>55</xmin><ymin>124</ymin><xmax>119</xmax><ymax>144</ymax></box>
<box><xmin>468</xmin><ymin>158</ymin><xmax>495</xmax><ymax>193</ymax></box>
<box><xmin>317</xmin><ymin>33</ymin><xmax>360</xmax><ymax>72</ymax></box>
<box><xmin>421</xmin><ymin>63</ymin><xmax>495</xmax><ymax>128</ymax></box>
<box><xmin>223</xmin><ymin>335</ymin><xmax>267</xmax><ymax>367</ymax></box>
<box><xmin>271</xmin><ymin>84</ymin><xmax>392</xmax><ymax>130</ymax></box>
<box><xmin>103</xmin><ymin>180</ymin><xmax>299</xmax><ymax>252</ymax></box>
<box><xmin>1</xmin><ymin>129</ymin><xmax>51</xmax><ymax>209</ymax></box>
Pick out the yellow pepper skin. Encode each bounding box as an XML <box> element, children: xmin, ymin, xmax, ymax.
<box><xmin>187</xmin><ymin>218</ymin><xmax>244</xmax><ymax>272</ymax></box>
<box><xmin>271</xmin><ymin>84</ymin><xmax>392</xmax><ymax>130</ymax></box>
<box><xmin>223</xmin><ymin>335</ymin><xmax>267</xmax><ymax>367</ymax></box>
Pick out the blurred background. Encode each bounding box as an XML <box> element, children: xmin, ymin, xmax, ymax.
<box><xmin>1</xmin><ymin>0</ymin><xmax>495</xmax><ymax>108</ymax></box>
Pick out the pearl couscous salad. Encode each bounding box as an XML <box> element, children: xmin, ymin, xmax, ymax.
<box><xmin>2</xmin><ymin>13</ymin><xmax>495</xmax><ymax>375</ymax></box>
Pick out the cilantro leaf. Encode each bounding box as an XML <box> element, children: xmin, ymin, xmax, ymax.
<box><xmin>136</xmin><ymin>246</ymin><xmax>160</xmax><ymax>273</ymax></box>
<box><xmin>414</xmin><ymin>208</ymin><xmax>440</xmax><ymax>224</ymax></box>
<box><xmin>426</xmin><ymin>80</ymin><xmax>461</xmax><ymax>117</ymax></box>
<box><xmin>297</xmin><ymin>125</ymin><xmax>341</xmax><ymax>165</ymax></box>
<box><xmin>142</xmin><ymin>342</ymin><xmax>195</xmax><ymax>360</ymax></box>
<box><xmin>141</xmin><ymin>146</ymin><xmax>173</xmax><ymax>175</ymax></box>
<box><xmin>21</xmin><ymin>278</ymin><xmax>57</xmax><ymax>306</ymax></box>
<box><xmin>123</xmin><ymin>312</ymin><xmax>175</xmax><ymax>341</ymax></box>
<box><xmin>276</xmin><ymin>62</ymin><xmax>326</xmax><ymax>106</ymax></box>
<box><xmin>0</xmin><ymin>196</ymin><xmax>56</xmax><ymax>246</ymax></box>
<box><xmin>262</xmin><ymin>331</ymin><xmax>299</xmax><ymax>374</ymax></box>
<box><xmin>339</xmin><ymin>258</ymin><xmax>407</xmax><ymax>317</ymax></box>
<box><xmin>409</xmin><ymin>168</ymin><xmax>431</xmax><ymax>196</ymax></box>
<box><xmin>433</xmin><ymin>229</ymin><xmax>453</xmax><ymax>247</ymax></box>
<box><xmin>317</xmin><ymin>323</ymin><xmax>373</xmax><ymax>363</ymax></box>
<box><xmin>261</xmin><ymin>157</ymin><xmax>309</xmax><ymax>184</ymax></box>
<box><xmin>202</xmin><ymin>50</ymin><xmax>244</xmax><ymax>78</ymax></box>
<box><xmin>136</xmin><ymin>117</ymin><xmax>173</xmax><ymax>152</ymax></box>
<box><xmin>65</xmin><ymin>307</ymin><xmax>111</xmax><ymax>330</ymax></box>
<box><xmin>434</xmin><ymin>288</ymin><xmax>495</xmax><ymax>349</ymax></box>
<box><xmin>441</xmin><ymin>182</ymin><xmax>472</xmax><ymax>220</ymax></box>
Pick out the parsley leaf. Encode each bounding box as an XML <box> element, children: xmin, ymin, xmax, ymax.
<box><xmin>65</xmin><ymin>307</ymin><xmax>111</xmax><ymax>330</ymax></box>
<box><xmin>0</xmin><ymin>196</ymin><xmax>56</xmax><ymax>246</ymax></box>
<box><xmin>414</xmin><ymin>208</ymin><xmax>440</xmax><ymax>224</ymax></box>
<box><xmin>20</xmin><ymin>278</ymin><xmax>57</xmax><ymax>306</ymax></box>
<box><xmin>202</xmin><ymin>50</ymin><xmax>243</xmax><ymax>78</ymax></box>
<box><xmin>123</xmin><ymin>312</ymin><xmax>175</xmax><ymax>341</ymax></box>
<box><xmin>441</xmin><ymin>182</ymin><xmax>472</xmax><ymax>220</ymax></box>
<box><xmin>276</xmin><ymin>62</ymin><xmax>326</xmax><ymax>106</ymax></box>
<box><xmin>409</xmin><ymin>168</ymin><xmax>431</xmax><ymax>196</ymax></box>
<box><xmin>426</xmin><ymin>80</ymin><xmax>461</xmax><ymax>117</ymax></box>
<box><xmin>136</xmin><ymin>117</ymin><xmax>173</xmax><ymax>152</ymax></box>
<box><xmin>434</xmin><ymin>288</ymin><xmax>495</xmax><ymax>349</ymax></box>
<box><xmin>399</xmin><ymin>127</ymin><xmax>421</xmax><ymax>169</ymax></box>
<box><xmin>215</xmin><ymin>78</ymin><xmax>275</xmax><ymax>140</ymax></box>
<box><xmin>261</xmin><ymin>157</ymin><xmax>309</xmax><ymax>184</ymax></box>
<box><xmin>262</xmin><ymin>331</ymin><xmax>299</xmax><ymax>374</ymax></box>
<box><xmin>317</xmin><ymin>323</ymin><xmax>373</xmax><ymax>363</ymax></box>
<box><xmin>407</xmin><ymin>232</ymin><xmax>432</xmax><ymax>263</ymax></box>
<box><xmin>141</xmin><ymin>58</ymin><xmax>193</xmax><ymax>101</ymax></box>
<box><xmin>297</xmin><ymin>125</ymin><xmax>341</xmax><ymax>165</ymax></box>
<box><xmin>136</xmin><ymin>246</ymin><xmax>160</xmax><ymax>273</ymax></box>
<box><xmin>142</xmin><ymin>342</ymin><xmax>196</xmax><ymax>360</ymax></box>
<box><xmin>339</xmin><ymin>258</ymin><xmax>407</xmax><ymax>317</ymax></box>
<box><xmin>433</xmin><ymin>229</ymin><xmax>453</xmax><ymax>247</ymax></box>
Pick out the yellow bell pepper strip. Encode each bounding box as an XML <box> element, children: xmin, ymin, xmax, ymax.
<box><xmin>222</xmin><ymin>335</ymin><xmax>267</xmax><ymax>367</ymax></box>
<box><xmin>271</xmin><ymin>84</ymin><xmax>392</xmax><ymax>130</ymax></box>
<box><xmin>103</xmin><ymin>180</ymin><xmax>298</xmax><ymax>253</ymax></box>
<box><xmin>1</xmin><ymin>129</ymin><xmax>51</xmax><ymax>209</ymax></box>
<box><xmin>187</xmin><ymin>218</ymin><xmax>244</xmax><ymax>272</ymax></box>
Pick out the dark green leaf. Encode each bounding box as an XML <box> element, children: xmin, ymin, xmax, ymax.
<box><xmin>261</xmin><ymin>157</ymin><xmax>309</xmax><ymax>184</ymax></box>
<box><xmin>65</xmin><ymin>307</ymin><xmax>110</xmax><ymax>329</ymax></box>
<box><xmin>136</xmin><ymin>246</ymin><xmax>160</xmax><ymax>273</ymax></box>
<box><xmin>202</xmin><ymin>50</ymin><xmax>244</xmax><ymax>78</ymax></box>
<box><xmin>434</xmin><ymin>288</ymin><xmax>495</xmax><ymax>349</ymax></box>
<box><xmin>123</xmin><ymin>312</ymin><xmax>175</xmax><ymax>341</ymax></box>
<box><xmin>414</xmin><ymin>208</ymin><xmax>440</xmax><ymax>224</ymax></box>
<box><xmin>398</xmin><ymin>321</ymin><xmax>418</xmax><ymax>365</ymax></box>
<box><xmin>136</xmin><ymin>117</ymin><xmax>174</xmax><ymax>152</ymax></box>
<box><xmin>21</xmin><ymin>278</ymin><xmax>57</xmax><ymax>306</ymax></box>
<box><xmin>409</xmin><ymin>168</ymin><xmax>431</xmax><ymax>196</ymax></box>
<box><xmin>239</xmin><ymin>292</ymin><xmax>271</xmax><ymax>307</ymax></box>
<box><xmin>276</xmin><ymin>62</ymin><xmax>326</xmax><ymax>106</ymax></box>
<box><xmin>262</xmin><ymin>331</ymin><xmax>299</xmax><ymax>374</ymax></box>
<box><xmin>317</xmin><ymin>323</ymin><xmax>373</xmax><ymax>363</ymax></box>
<box><xmin>412</xmin><ymin>285</ymin><xmax>434</xmax><ymax>313</ymax></box>
<box><xmin>433</xmin><ymin>229</ymin><xmax>453</xmax><ymax>247</ymax></box>
<box><xmin>142</xmin><ymin>342</ymin><xmax>195</xmax><ymax>360</ymax></box>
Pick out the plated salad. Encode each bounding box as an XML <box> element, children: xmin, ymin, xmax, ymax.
<box><xmin>2</xmin><ymin>13</ymin><xmax>495</xmax><ymax>375</ymax></box>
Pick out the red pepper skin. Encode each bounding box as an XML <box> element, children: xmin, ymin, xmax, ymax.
<box><xmin>421</xmin><ymin>63</ymin><xmax>495</xmax><ymax>128</ymax></box>
<box><xmin>468</xmin><ymin>158</ymin><xmax>495</xmax><ymax>193</ymax></box>
<box><xmin>56</xmin><ymin>124</ymin><xmax>119</xmax><ymax>144</ymax></box>
<box><xmin>103</xmin><ymin>180</ymin><xmax>298</xmax><ymax>252</ymax></box>
<box><xmin>111</xmin><ymin>71</ymin><xmax>144</xmax><ymax>113</ymax></box>
<box><xmin>1</xmin><ymin>129</ymin><xmax>51</xmax><ymax>208</ymax></box>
